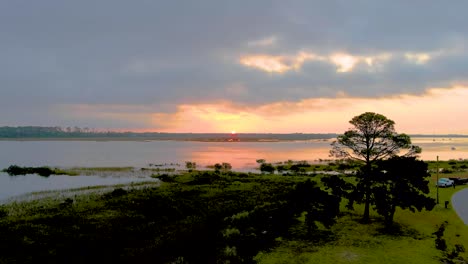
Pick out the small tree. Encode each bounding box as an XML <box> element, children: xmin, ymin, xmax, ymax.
<box><xmin>185</xmin><ymin>161</ymin><xmax>197</xmax><ymax>172</ymax></box>
<box><xmin>330</xmin><ymin>112</ymin><xmax>420</xmax><ymax>222</ymax></box>
<box><xmin>221</xmin><ymin>162</ymin><xmax>232</xmax><ymax>173</ymax></box>
<box><xmin>214</xmin><ymin>163</ymin><xmax>222</xmax><ymax>173</ymax></box>
<box><xmin>260</xmin><ymin>163</ymin><xmax>275</xmax><ymax>174</ymax></box>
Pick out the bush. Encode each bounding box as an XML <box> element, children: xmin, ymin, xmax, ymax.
<box><xmin>155</xmin><ymin>174</ymin><xmax>175</xmax><ymax>182</ymax></box>
<box><xmin>34</xmin><ymin>167</ymin><xmax>55</xmax><ymax>177</ymax></box>
<box><xmin>191</xmin><ymin>171</ymin><xmax>221</xmax><ymax>185</ymax></box>
<box><xmin>260</xmin><ymin>163</ymin><xmax>275</xmax><ymax>174</ymax></box>
<box><xmin>3</xmin><ymin>165</ymin><xmax>29</xmax><ymax>175</ymax></box>
<box><xmin>442</xmin><ymin>168</ymin><xmax>454</xmax><ymax>174</ymax></box>
<box><xmin>0</xmin><ymin>206</ymin><xmax>8</xmax><ymax>218</ymax></box>
<box><xmin>108</xmin><ymin>188</ymin><xmax>128</xmax><ymax>198</ymax></box>
<box><xmin>3</xmin><ymin>165</ymin><xmax>54</xmax><ymax>177</ymax></box>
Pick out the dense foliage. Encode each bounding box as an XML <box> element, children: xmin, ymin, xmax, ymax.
<box><xmin>0</xmin><ymin>172</ymin><xmax>340</xmax><ymax>263</ymax></box>
<box><xmin>372</xmin><ymin>157</ymin><xmax>436</xmax><ymax>227</ymax></box>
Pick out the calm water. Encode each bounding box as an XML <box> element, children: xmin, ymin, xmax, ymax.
<box><xmin>0</xmin><ymin>138</ymin><xmax>467</xmax><ymax>170</ymax></box>
<box><xmin>0</xmin><ymin>138</ymin><xmax>467</xmax><ymax>200</ymax></box>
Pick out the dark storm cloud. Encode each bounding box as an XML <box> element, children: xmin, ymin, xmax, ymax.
<box><xmin>1</xmin><ymin>0</ymin><xmax>468</xmax><ymax>127</ymax></box>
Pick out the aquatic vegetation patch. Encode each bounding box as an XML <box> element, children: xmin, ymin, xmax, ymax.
<box><xmin>2</xmin><ymin>165</ymin><xmax>74</xmax><ymax>176</ymax></box>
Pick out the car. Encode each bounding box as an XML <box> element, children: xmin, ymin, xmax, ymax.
<box><xmin>437</xmin><ymin>178</ymin><xmax>455</xmax><ymax>187</ymax></box>
<box><xmin>449</xmin><ymin>177</ymin><xmax>468</xmax><ymax>185</ymax></box>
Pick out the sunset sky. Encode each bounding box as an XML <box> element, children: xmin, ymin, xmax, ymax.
<box><xmin>2</xmin><ymin>1</ymin><xmax>468</xmax><ymax>134</ymax></box>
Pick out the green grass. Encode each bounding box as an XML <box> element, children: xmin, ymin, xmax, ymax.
<box><xmin>255</xmin><ymin>178</ymin><xmax>468</xmax><ymax>264</ymax></box>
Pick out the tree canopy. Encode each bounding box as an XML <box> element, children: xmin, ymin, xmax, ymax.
<box><xmin>330</xmin><ymin>112</ymin><xmax>421</xmax><ymax>163</ymax></box>
<box><xmin>373</xmin><ymin>156</ymin><xmax>436</xmax><ymax>228</ymax></box>
<box><xmin>330</xmin><ymin>112</ymin><xmax>422</xmax><ymax>222</ymax></box>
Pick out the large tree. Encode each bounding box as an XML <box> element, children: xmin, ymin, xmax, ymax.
<box><xmin>372</xmin><ymin>157</ymin><xmax>435</xmax><ymax>228</ymax></box>
<box><xmin>330</xmin><ymin>112</ymin><xmax>420</xmax><ymax>222</ymax></box>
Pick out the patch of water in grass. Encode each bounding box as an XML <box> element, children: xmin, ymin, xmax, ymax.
<box><xmin>0</xmin><ymin>172</ymin><xmax>159</xmax><ymax>202</ymax></box>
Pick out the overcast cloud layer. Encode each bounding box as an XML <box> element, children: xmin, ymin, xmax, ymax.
<box><xmin>2</xmin><ymin>1</ymin><xmax>468</xmax><ymax>131</ymax></box>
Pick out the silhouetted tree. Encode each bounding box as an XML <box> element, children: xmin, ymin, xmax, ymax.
<box><xmin>185</xmin><ymin>161</ymin><xmax>197</xmax><ymax>172</ymax></box>
<box><xmin>260</xmin><ymin>163</ymin><xmax>275</xmax><ymax>174</ymax></box>
<box><xmin>292</xmin><ymin>179</ymin><xmax>340</xmax><ymax>235</ymax></box>
<box><xmin>372</xmin><ymin>157</ymin><xmax>435</xmax><ymax>228</ymax></box>
<box><xmin>330</xmin><ymin>112</ymin><xmax>421</xmax><ymax>222</ymax></box>
<box><xmin>214</xmin><ymin>163</ymin><xmax>222</xmax><ymax>173</ymax></box>
<box><xmin>221</xmin><ymin>162</ymin><xmax>232</xmax><ymax>173</ymax></box>
<box><xmin>321</xmin><ymin>175</ymin><xmax>355</xmax><ymax>210</ymax></box>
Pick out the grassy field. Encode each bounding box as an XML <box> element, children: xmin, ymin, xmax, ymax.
<box><xmin>256</xmin><ymin>186</ymin><xmax>468</xmax><ymax>264</ymax></box>
<box><xmin>255</xmin><ymin>167</ymin><xmax>468</xmax><ymax>264</ymax></box>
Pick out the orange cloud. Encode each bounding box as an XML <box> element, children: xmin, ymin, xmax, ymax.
<box><xmin>55</xmin><ymin>86</ymin><xmax>468</xmax><ymax>134</ymax></box>
<box><xmin>404</xmin><ymin>52</ymin><xmax>431</xmax><ymax>64</ymax></box>
<box><xmin>239</xmin><ymin>52</ymin><xmax>323</xmax><ymax>73</ymax></box>
<box><xmin>239</xmin><ymin>51</ymin><xmax>392</xmax><ymax>73</ymax></box>
<box><xmin>151</xmin><ymin>86</ymin><xmax>468</xmax><ymax>134</ymax></box>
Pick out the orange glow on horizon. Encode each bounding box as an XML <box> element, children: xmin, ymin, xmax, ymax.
<box><xmin>56</xmin><ymin>86</ymin><xmax>468</xmax><ymax>135</ymax></box>
<box><xmin>149</xmin><ymin>86</ymin><xmax>468</xmax><ymax>134</ymax></box>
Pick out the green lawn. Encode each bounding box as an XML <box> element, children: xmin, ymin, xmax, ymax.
<box><xmin>256</xmin><ymin>179</ymin><xmax>468</xmax><ymax>264</ymax></box>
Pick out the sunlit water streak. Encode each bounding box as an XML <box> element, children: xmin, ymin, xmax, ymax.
<box><xmin>0</xmin><ymin>138</ymin><xmax>466</xmax><ymax>201</ymax></box>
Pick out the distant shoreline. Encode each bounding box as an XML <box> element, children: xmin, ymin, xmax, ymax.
<box><xmin>0</xmin><ymin>137</ymin><xmax>330</xmax><ymax>142</ymax></box>
<box><xmin>1</xmin><ymin>126</ymin><xmax>468</xmax><ymax>142</ymax></box>
<box><xmin>1</xmin><ymin>132</ymin><xmax>468</xmax><ymax>143</ymax></box>
<box><xmin>0</xmin><ymin>135</ymin><xmax>467</xmax><ymax>142</ymax></box>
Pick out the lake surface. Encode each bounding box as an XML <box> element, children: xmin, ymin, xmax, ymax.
<box><xmin>1</xmin><ymin>138</ymin><xmax>467</xmax><ymax>170</ymax></box>
<box><xmin>0</xmin><ymin>137</ymin><xmax>467</xmax><ymax>201</ymax></box>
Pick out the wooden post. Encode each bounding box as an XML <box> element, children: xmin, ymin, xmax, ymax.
<box><xmin>436</xmin><ymin>155</ymin><xmax>439</xmax><ymax>204</ymax></box>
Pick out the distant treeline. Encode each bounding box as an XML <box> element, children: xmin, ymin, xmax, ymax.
<box><xmin>0</xmin><ymin>126</ymin><xmax>338</xmax><ymax>140</ymax></box>
<box><xmin>1</xmin><ymin>126</ymin><xmax>466</xmax><ymax>140</ymax></box>
<box><xmin>0</xmin><ymin>126</ymin><xmax>107</xmax><ymax>138</ymax></box>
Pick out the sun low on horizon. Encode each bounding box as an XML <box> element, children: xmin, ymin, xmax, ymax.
<box><xmin>136</xmin><ymin>86</ymin><xmax>468</xmax><ymax>134</ymax></box>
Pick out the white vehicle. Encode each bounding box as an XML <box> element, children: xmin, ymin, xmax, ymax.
<box><xmin>437</xmin><ymin>178</ymin><xmax>454</xmax><ymax>187</ymax></box>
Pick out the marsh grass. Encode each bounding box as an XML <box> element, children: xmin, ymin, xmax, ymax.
<box><xmin>4</xmin><ymin>181</ymin><xmax>160</xmax><ymax>218</ymax></box>
<box><xmin>0</xmin><ymin>172</ymin><xmax>307</xmax><ymax>263</ymax></box>
<box><xmin>0</xmin><ymin>168</ymin><xmax>466</xmax><ymax>263</ymax></box>
<box><xmin>68</xmin><ymin>166</ymin><xmax>135</xmax><ymax>172</ymax></box>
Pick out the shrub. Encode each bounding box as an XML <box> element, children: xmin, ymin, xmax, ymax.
<box><xmin>155</xmin><ymin>174</ymin><xmax>175</xmax><ymax>182</ymax></box>
<box><xmin>260</xmin><ymin>163</ymin><xmax>275</xmax><ymax>174</ymax></box>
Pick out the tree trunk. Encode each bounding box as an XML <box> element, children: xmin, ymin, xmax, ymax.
<box><xmin>362</xmin><ymin>164</ymin><xmax>371</xmax><ymax>223</ymax></box>
<box><xmin>384</xmin><ymin>213</ymin><xmax>395</xmax><ymax>230</ymax></box>
<box><xmin>362</xmin><ymin>187</ymin><xmax>370</xmax><ymax>223</ymax></box>
<box><xmin>387</xmin><ymin>206</ymin><xmax>395</xmax><ymax>227</ymax></box>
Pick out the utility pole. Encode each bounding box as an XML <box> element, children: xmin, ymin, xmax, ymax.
<box><xmin>436</xmin><ymin>155</ymin><xmax>439</xmax><ymax>204</ymax></box>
